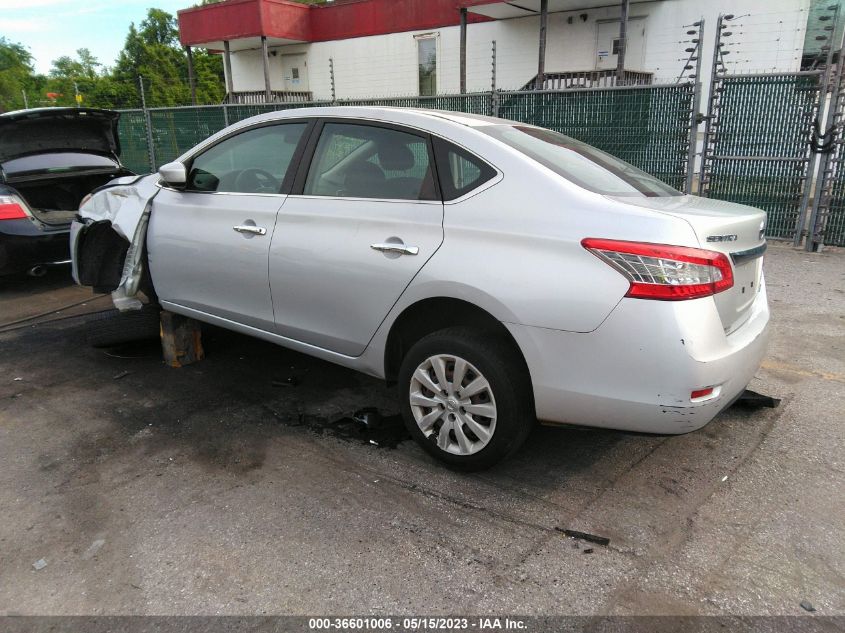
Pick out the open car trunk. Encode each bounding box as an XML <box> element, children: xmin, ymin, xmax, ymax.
<box><xmin>10</xmin><ymin>171</ymin><xmax>128</xmax><ymax>226</ymax></box>
<box><xmin>0</xmin><ymin>108</ymin><xmax>131</xmax><ymax>227</ymax></box>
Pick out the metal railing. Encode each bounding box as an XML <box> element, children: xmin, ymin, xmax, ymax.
<box><xmin>224</xmin><ymin>90</ymin><xmax>313</xmax><ymax>104</ymax></box>
<box><xmin>522</xmin><ymin>69</ymin><xmax>654</xmax><ymax>91</ymax></box>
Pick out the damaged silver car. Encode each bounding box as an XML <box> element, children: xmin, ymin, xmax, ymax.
<box><xmin>73</xmin><ymin>107</ymin><xmax>770</xmax><ymax>470</ymax></box>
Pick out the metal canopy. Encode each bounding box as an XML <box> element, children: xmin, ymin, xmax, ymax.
<box><xmin>465</xmin><ymin>0</ymin><xmax>666</xmax><ymax>19</ymax></box>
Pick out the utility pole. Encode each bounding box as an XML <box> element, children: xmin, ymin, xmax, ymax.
<box><xmin>460</xmin><ymin>8</ymin><xmax>468</xmax><ymax>94</ymax></box>
<box><xmin>186</xmin><ymin>45</ymin><xmax>197</xmax><ymax>105</ymax></box>
<box><xmin>223</xmin><ymin>40</ymin><xmax>234</xmax><ymax>102</ymax></box>
<box><xmin>537</xmin><ymin>0</ymin><xmax>548</xmax><ymax>90</ymax></box>
<box><xmin>616</xmin><ymin>0</ymin><xmax>630</xmax><ymax>83</ymax></box>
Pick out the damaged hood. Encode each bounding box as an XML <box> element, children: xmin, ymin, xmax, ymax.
<box><xmin>0</xmin><ymin>108</ymin><xmax>121</xmax><ymax>163</ymax></box>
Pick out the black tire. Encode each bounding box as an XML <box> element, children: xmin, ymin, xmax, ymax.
<box><xmin>85</xmin><ymin>304</ymin><xmax>162</xmax><ymax>348</ymax></box>
<box><xmin>397</xmin><ymin>326</ymin><xmax>535</xmax><ymax>471</ymax></box>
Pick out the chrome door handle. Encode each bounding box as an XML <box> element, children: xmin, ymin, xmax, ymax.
<box><xmin>233</xmin><ymin>225</ymin><xmax>267</xmax><ymax>236</ymax></box>
<box><xmin>370</xmin><ymin>243</ymin><xmax>419</xmax><ymax>256</ymax></box>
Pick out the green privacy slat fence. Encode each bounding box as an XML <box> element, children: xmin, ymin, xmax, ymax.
<box><xmin>338</xmin><ymin>93</ymin><xmax>494</xmax><ymax>115</ymax></box>
<box><xmin>116</xmin><ymin>109</ymin><xmax>153</xmax><ymax>175</ymax></box>
<box><xmin>148</xmin><ymin>107</ymin><xmax>228</xmax><ymax>166</ymax></box>
<box><xmin>497</xmin><ymin>85</ymin><xmax>694</xmax><ymax>191</ymax></box>
<box><xmin>116</xmin><ymin>87</ymin><xmax>693</xmax><ymax>191</ymax></box>
<box><xmin>700</xmin><ymin>73</ymin><xmax>821</xmax><ymax>239</ymax></box>
<box><xmin>820</xmin><ymin>163</ymin><xmax>845</xmax><ymax>245</ymax></box>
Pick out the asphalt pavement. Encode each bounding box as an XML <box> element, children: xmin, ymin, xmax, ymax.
<box><xmin>0</xmin><ymin>243</ymin><xmax>842</xmax><ymax>616</ymax></box>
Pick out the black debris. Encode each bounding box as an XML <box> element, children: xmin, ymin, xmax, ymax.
<box><xmin>354</xmin><ymin>407</ymin><xmax>386</xmax><ymax>430</ymax></box>
<box><xmin>800</xmin><ymin>600</ymin><xmax>816</xmax><ymax>613</ymax></box>
<box><xmin>582</xmin><ymin>548</ymin><xmax>594</xmax><ymax>554</ymax></box>
<box><xmin>555</xmin><ymin>527</ymin><xmax>610</xmax><ymax>546</ymax></box>
<box><xmin>113</xmin><ymin>371</ymin><xmax>133</xmax><ymax>380</ymax></box>
<box><xmin>295</xmin><ymin>409</ymin><xmax>410</xmax><ymax>449</ymax></box>
<box><xmin>734</xmin><ymin>389</ymin><xmax>781</xmax><ymax>409</ymax></box>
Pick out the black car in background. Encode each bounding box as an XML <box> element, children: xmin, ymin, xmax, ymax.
<box><xmin>0</xmin><ymin>108</ymin><xmax>134</xmax><ymax>277</ymax></box>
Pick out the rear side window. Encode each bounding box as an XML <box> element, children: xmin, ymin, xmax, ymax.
<box><xmin>480</xmin><ymin>125</ymin><xmax>681</xmax><ymax>197</ymax></box>
<box><xmin>187</xmin><ymin>123</ymin><xmax>307</xmax><ymax>194</ymax></box>
<box><xmin>303</xmin><ymin>122</ymin><xmax>437</xmax><ymax>200</ymax></box>
<box><xmin>433</xmin><ymin>138</ymin><xmax>497</xmax><ymax>201</ymax></box>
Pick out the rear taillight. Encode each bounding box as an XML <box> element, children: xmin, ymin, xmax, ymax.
<box><xmin>582</xmin><ymin>238</ymin><xmax>733</xmax><ymax>301</ymax></box>
<box><xmin>0</xmin><ymin>195</ymin><xmax>29</xmax><ymax>221</ymax></box>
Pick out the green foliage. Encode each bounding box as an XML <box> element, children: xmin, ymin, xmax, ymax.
<box><xmin>0</xmin><ymin>37</ymin><xmax>40</xmax><ymax>111</ymax></box>
<box><xmin>0</xmin><ymin>8</ymin><xmax>225</xmax><ymax>112</ymax></box>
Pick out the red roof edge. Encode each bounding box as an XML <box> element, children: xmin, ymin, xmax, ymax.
<box><xmin>178</xmin><ymin>0</ymin><xmax>492</xmax><ymax>47</ymax></box>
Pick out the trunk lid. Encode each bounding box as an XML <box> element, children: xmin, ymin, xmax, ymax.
<box><xmin>0</xmin><ymin>108</ymin><xmax>121</xmax><ymax>164</ymax></box>
<box><xmin>609</xmin><ymin>195</ymin><xmax>767</xmax><ymax>334</ymax></box>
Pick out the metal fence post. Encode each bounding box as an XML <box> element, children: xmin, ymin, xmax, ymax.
<box><xmin>698</xmin><ymin>14</ymin><xmax>725</xmax><ymax>197</ymax></box>
<box><xmin>795</xmin><ymin>5</ymin><xmax>841</xmax><ymax>246</ymax></box>
<box><xmin>138</xmin><ymin>75</ymin><xmax>156</xmax><ymax>172</ymax></box>
<box><xmin>806</xmin><ymin>7</ymin><xmax>845</xmax><ymax>251</ymax></box>
<box><xmin>491</xmin><ymin>41</ymin><xmax>498</xmax><ymax>117</ymax></box>
<box><xmin>684</xmin><ymin>17</ymin><xmax>704</xmax><ymax>194</ymax></box>
<box><xmin>222</xmin><ymin>103</ymin><xmax>230</xmax><ymax>128</ymax></box>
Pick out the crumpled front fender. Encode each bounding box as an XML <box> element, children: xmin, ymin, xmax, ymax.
<box><xmin>75</xmin><ymin>173</ymin><xmax>161</xmax><ymax>311</ymax></box>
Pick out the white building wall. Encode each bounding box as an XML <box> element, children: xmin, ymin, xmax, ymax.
<box><xmin>224</xmin><ymin>0</ymin><xmax>812</xmax><ymax>101</ymax></box>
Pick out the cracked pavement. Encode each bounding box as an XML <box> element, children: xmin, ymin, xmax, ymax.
<box><xmin>0</xmin><ymin>242</ymin><xmax>842</xmax><ymax>616</ymax></box>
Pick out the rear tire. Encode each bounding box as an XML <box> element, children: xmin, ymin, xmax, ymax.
<box><xmin>85</xmin><ymin>304</ymin><xmax>162</xmax><ymax>348</ymax></box>
<box><xmin>397</xmin><ymin>326</ymin><xmax>534</xmax><ymax>471</ymax></box>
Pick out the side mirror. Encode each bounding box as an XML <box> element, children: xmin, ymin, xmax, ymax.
<box><xmin>158</xmin><ymin>161</ymin><xmax>187</xmax><ymax>187</ymax></box>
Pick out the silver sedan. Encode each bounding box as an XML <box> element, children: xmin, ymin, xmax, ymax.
<box><xmin>72</xmin><ymin>107</ymin><xmax>770</xmax><ymax>470</ymax></box>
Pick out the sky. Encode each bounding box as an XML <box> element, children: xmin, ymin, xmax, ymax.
<box><xmin>0</xmin><ymin>0</ymin><xmax>192</xmax><ymax>74</ymax></box>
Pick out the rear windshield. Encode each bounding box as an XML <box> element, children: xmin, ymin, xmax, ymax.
<box><xmin>2</xmin><ymin>152</ymin><xmax>119</xmax><ymax>177</ymax></box>
<box><xmin>481</xmin><ymin>125</ymin><xmax>681</xmax><ymax>197</ymax></box>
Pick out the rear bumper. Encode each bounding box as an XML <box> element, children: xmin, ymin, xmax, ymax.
<box><xmin>507</xmin><ymin>280</ymin><xmax>770</xmax><ymax>434</ymax></box>
<box><xmin>0</xmin><ymin>221</ymin><xmax>70</xmax><ymax>276</ymax></box>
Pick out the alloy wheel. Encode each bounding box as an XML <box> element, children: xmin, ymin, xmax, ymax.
<box><xmin>408</xmin><ymin>354</ymin><xmax>497</xmax><ymax>455</ymax></box>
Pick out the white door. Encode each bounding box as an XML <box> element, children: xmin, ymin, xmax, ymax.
<box><xmin>596</xmin><ymin>17</ymin><xmax>646</xmax><ymax>71</ymax></box>
<box><xmin>281</xmin><ymin>54</ymin><xmax>309</xmax><ymax>92</ymax></box>
<box><xmin>148</xmin><ymin>122</ymin><xmax>309</xmax><ymax>332</ymax></box>
<box><xmin>269</xmin><ymin>120</ymin><xmax>443</xmax><ymax>356</ymax></box>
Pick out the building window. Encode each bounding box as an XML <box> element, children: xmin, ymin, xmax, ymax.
<box><xmin>418</xmin><ymin>37</ymin><xmax>437</xmax><ymax>96</ymax></box>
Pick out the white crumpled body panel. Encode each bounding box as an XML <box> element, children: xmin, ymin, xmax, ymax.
<box><xmin>74</xmin><ymin>173</ymin><xmax>160</xmax><ymax>311</ymax></box>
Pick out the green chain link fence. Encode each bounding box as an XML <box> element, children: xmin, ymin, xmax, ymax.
<box><xmin>117</xmin><ymin>86</ymin><xmax>695</xmax><ymax>191</ymax></box>
<box><xmin>820</xmin><ymin>168</ymin><xmax>845</xmax><ymax>246</ymax></box>
<box><xmin>497</xmin><ymin>85</ymin><xmax>694</xmax><ymax>191</ymax></box>
<box><xmin>116</xmin><ymin>109</ymin><xmax>154</xmax><ymax>175</ymax></box>
<box><xmin>700</xmin><ymin>73</ymin><xmax>822</xmax><ymax>239</ymax></box>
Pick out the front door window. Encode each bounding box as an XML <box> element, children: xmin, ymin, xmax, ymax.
<box><xmin>187</xmin><ymin>123</ymin><xmax>307</xmax><ymax>194</ymax></box>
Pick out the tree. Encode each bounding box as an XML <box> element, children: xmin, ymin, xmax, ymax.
<box><xmin>2</xmin><ymin>7</ymin><xmax>226</xmax><ymax>111</ymax></box>
<box><xmin>0</xmin><ymin>38</ymin><xmax>38</xmax><ymax>112</ymax></box>
<box><xmin>45</xmin><ymin>49</ymin><xmax>106</xmax><ymax>107</ymax></box>
<box><xmin>113</xmin><ymin>8</ymin><xmax>224</xmax><ymax>107</ymax></box>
